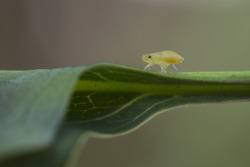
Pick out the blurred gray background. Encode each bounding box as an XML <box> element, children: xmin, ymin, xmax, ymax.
<box><xmin>1</xmin><ymin>0</ymin><xmax>250</xmax><ymax>167</ymax></box>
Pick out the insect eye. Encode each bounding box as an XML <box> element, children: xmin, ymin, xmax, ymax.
<box><xmin>148</xmin><ymin>56</ymin><xmax>151</xmax><ymax>58</ymax></box>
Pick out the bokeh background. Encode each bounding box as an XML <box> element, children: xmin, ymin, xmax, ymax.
<box><xmin>1</xmin><ymin>0</ymin><xmax>250</xmax><ymax>167</ymax></box>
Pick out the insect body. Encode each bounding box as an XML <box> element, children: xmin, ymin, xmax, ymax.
<box><xmin>142</xmin><ymin>51</ymin><xmax>184</xmax><ymax>73</ymax></box>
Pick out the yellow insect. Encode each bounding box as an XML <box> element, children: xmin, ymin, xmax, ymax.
<box><xmin>142</xmin><ymin>51</ymin><xmax>184</xmax><ymax>73</ymax></box>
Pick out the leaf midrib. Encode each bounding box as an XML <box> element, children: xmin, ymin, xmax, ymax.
<box><xmin>74</xmin><ymin>80</ymin><xmax>250</xmax><ymax>95</ymax></box>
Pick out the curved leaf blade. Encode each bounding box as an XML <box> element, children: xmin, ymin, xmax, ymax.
<box><xmin>1</xmin><ymin>63</ymin><xmax>250</xmax><ymax>167</ymax></box>
<box><xmin>0</xmin><ymin>67</ymin><xmax>86</xmax><ymax>162</ymax></box>
<box><xmin>66</xmin><ymin>63</ymin><xmax>250</xmax><ymax>135</ymax></box>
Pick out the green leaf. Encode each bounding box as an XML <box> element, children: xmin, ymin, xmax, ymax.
<box><xmin>0</xmin><ymin>68</ymin><xmax>84</xmax><ymax>162</ymax></box>
<box><xmin>1</xmin><ymin>63</ymin><xmax>250</xmax><ymax>167</ymax></box>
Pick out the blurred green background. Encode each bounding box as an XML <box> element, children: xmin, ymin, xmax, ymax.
<box><xmin>1</xmin><ymin>0</ymin><xmax>250</xmax><ymax>167</ymax></box>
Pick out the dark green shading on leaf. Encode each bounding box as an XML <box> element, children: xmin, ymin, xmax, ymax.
<box><xmin>66</xmin><ymin>64</ymin><xmax>250</xmax><ymax>135</ymax></box>
<box><xmin>1</xmin><ymin>63</ymin><xmax>250</xmax><ymax>167</ymax></box>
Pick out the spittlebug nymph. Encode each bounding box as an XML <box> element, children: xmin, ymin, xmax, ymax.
<box><xmin>142</xmin><ymin>50</ymin><xmax>184</xmax><ymax>73</ymax></box>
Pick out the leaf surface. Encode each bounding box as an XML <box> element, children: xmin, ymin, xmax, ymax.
<box><xmin>1</xmin><ymin>63</ymin><xmax>250</xmax><ymax>166</ymax></box>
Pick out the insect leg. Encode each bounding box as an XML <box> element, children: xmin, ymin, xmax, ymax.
<box><xmin>144</xmin><ymin>63</ymin><xmax>152</xmax><ymax>70</ymax></box>
<box><xmin>173</xmin><ymin>64</ymin><xmax>181</xmax><ymax>71</ymax></box>
<box><xmin>160</xmin><ymin>66</ymin><xmax>164</xmax><ymax>73</ymax></box>
<box><xmin>160</xmin><ymin>65</ymin><xmax>168</xmax><ymax>74</ymax></box>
